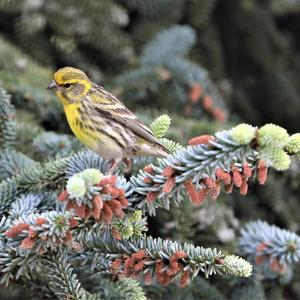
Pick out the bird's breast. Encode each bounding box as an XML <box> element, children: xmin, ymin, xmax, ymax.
<box><xmin>64</xmin><ymin>104</ymin><xmax>95</xmax><ymax>148</ymax></box>
<box><xmin>63</xmin><ymin>104</ymin><xmax>129</xmax><ymax>159</ymax></box>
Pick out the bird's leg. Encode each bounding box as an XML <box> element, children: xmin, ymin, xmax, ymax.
<box><xmin>107</xmin><ymin>159</ymin><xmax>120</xmax><ymax>175</ymax></box>
<box><xmin>122</xmin><ymin>158</ymin><xmax>132</xmax><ymax>174</ymax></box>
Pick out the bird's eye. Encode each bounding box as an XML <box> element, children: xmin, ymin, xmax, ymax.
<box><xmin>63</xmin><ymin>83</ymin><xmax>71</xmax><ymax>88</ymax></box>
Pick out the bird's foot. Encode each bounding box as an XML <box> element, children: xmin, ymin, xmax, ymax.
<box><xmin>107</xmin><ymin>159</ymin><xmax>120</xmax><ymax>175</ymax></box>
<box><xmin>122</xmin><ymin>158</ymin><xmax>132</xmax><ymax>174</ymax></box>
<box><xmin>107</xmin><ymin>158</ymin><xmax>132</xmax><ymax>175</ymax></box>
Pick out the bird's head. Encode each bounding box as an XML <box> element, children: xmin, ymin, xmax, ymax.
<box><xmin>47</xmin><ymin>67</ymin><xmax>92</xmax><ymax>105</ymax></box>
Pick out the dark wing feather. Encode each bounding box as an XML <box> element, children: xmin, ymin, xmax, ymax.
<box><xmin>91</xmin><ymin>84</ymin><xmax>170</xmax><ymax>153</ymax></box>
<box><xmin>94</xmin><ymin>105</ymin><xmax>168</xmax><ymax>148</ymax></box>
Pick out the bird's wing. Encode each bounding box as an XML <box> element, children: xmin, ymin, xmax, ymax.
<box><xmin>90</xmin><ymin>85</ymin><xmax>169</xmax><ymax>152</ymax></box>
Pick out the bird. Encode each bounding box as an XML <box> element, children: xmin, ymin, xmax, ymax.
<box><xmin>47</xmin><ymin>66</ymin><xmax>169</xmax><ymax>172</ymax></box>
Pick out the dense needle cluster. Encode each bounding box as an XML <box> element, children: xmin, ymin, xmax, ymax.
<box><xmin>5</xmin><ymin>211</ymin><xmax>76</xmax><ymax>253</ymax></box>
<box><xmin>142</xmin><ymin>135</ymin><xmax>268</xmax><ymax>206</ymax></box>
<box><xmin>58</xmin><ymin>170</ymin><xmax>128</xmax><ymax>223</ymax></box>
<box><xmin>239</xmin><ymin>220</ymin><xmax>300</xmax><ymax>277</ymax></box>
<box><xmin>111</xmin><ymin>250</ymin><xmax>191</xmax><ymax>287</ymax></box>
<box><xmin>137</xmin><ymin>122</ymin><xmax>300</xmax><ymax>212</ymax></box>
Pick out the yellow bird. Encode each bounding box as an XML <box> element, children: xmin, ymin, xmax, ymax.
<box><xmin>47</xmin><ymin>67</ymin><xmax>169</xmax><ymax>171</ymax></box>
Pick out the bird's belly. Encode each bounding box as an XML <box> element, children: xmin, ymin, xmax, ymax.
<box><xmin>64</xmin><ymin>106</ymin><xmax>135</xmax><ymax>160</ymax></box>
<box><xmin>69</xmin><ymin>123</ymin><xmax>124</xmax><ymax>160</ymax></box>
<box><xmin>94</xmin><ymin>138</ymin><xmax>124</xmax><ymax>160</ymax></box>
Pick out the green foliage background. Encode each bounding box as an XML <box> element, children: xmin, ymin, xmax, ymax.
<box><xmin>0</xmin><ymin>0</ymin><xmax>300</xmax><ymax>299</ymax></box>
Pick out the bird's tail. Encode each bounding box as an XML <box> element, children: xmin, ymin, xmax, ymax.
<box><xmin>154</xmin><ymin>142</ymin><xmax>170</xmax><ymax>157</ymax></box>
<box><xmin>138</xmin><ymin>141</ymin><xmax>170</xmax><ymax>158</ymax></box>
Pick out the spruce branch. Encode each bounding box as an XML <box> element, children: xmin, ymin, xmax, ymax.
<box><xmin>1</xmin><ymin>122</ymin><xmax>298</xmax><ymax>292</ymax></box>
<box><xmin>0</xmin><ymin>38</ymin><xmax>63</xmax><ymax>125</ymax></box>
<box><xmin>112</xmin><ymin>210</ymin><xmax>148</xmax><ymax>240</ymax></box>
<box><xmin>158</xmin><ymin>137</ymin><xmax>183</xmax><ymax>153</ymax></box>
<box><xmin>0</xmin><ymin>156</ymin><xmax>69</xmax><ymax>214</ymax></box>
<box><xmin>83</xmin><ymin>233</ymin><xmax>252</xmax><ymax>285</ymax></box>
<box><xmin>8</xmin><ymin>170</ymin><xmax>252</xmax><ymax>286</ymax></box>
<box><xmin>114</xmin><ymin>66</ymin><xmax>162</xmax><ymax>99</ymax></box>
<box><xmin>115</xmin><ymin>25</ymin><xmax>226</xmax><ymax>120</ymax></box>
<box><xmin>0</xmin><ymin>216</ymin><xmax>39</xmax><ymax>285</ymax></box>
<box><xmin>14</xmin><ymin>111</ymin><xmax>44</xmax><ymax>155</ymax></box>
<box><xmin>0</xmin><ymin>87</ymin><xmax>16</xmax><ymax>149</ymax></box>
<box><xmin>32</xmin><ymin>131</ymin><xmax>75</xmax><ymax>160</ymax></box>
<box><xmin>1</xmin><ymin>123</ymin><xmax>299</xmax><ymax>218</ymax></box>
<box><xmin>0</xmin><ymin>149</ymin><xmax>37</xmax><ymax>180</ymax></box>
<box><xmin>149</xmin><ymin>114</ymin><xmax>182</xmax><ymax>153</ymax></box>
<box><xmin>9</xmin><ymin>193</ymin><xmax>47</xmax><ymax>220</ymax></box>
<box><xmin>58</xmin><ymin>169</ymin><xmax>132</xmax><ymax>223</ymax></box>
<box><xmin>0</xmin><ymin>177</ymin><xmax>19</xmax><ymax>215</ymax></box>
<box><xmin>66</xmin><ymin>150</ymin><xmax>110</xmax><ymax>178</ymax></box>
<box><xmin>4</xmin><ymin>211</ymin><xmax>76</xmax><ymax>253</ymax></box>
<box><xmin>130</xmin><ymin>127</ymin><xmax>257</xmax><ymax>215</ymax></box>
<box><xmin>0</xmin><ymin>150</ymin><xmax>111</xmax><ymax>215</ymax></box>
<box><xmin>150</xmin><ymin>114</ymin><xmax>171</xmax><ymax>139</ymax></box>
<box><xmin>44</xmin><ymin>253</ymin><xmax>100</xmax><ymax>300</ymax></box>
<box><xmin>239</xmin><ymin>220</ymin><xmax>300</xmax><ymax>277</ymax></box>
<box><xmin>141</xmin><ymin>25</ymin><xmax>196</xmax><ymax>65</ymax></box>
<box><xmin>1</xmin><ymin>213</ymin><xmax>86</xmax><ymax>290</ymax></box>
<box><xmin>0</xmin><ymin>240</ymin><xmax>39</xmax><ymax>286</ymax></box>
<box><xmin>130</xmin><ymin>123</ymin><xmax>300</xmax><ymax>215</ymax></box>
<box><xmin>96</xmin><ymin>277</ymin><xmax>146</xmax><ymax>300</ymax></box>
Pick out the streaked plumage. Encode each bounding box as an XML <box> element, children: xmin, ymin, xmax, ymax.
<box><xmin>47</xmin><ymin>67</ymin><xmax>169</xmax><ymax>161</ymax></box>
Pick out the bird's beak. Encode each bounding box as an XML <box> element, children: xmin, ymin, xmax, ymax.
<box><xmin>47</xmin><ymin>80</ymin><xmax>58</xmax><ymax>90</ymax></box>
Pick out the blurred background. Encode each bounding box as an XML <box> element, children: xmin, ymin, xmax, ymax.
<box><xmin>0</xmin><ymin>0</ymin><xmax>300</xmax><ymax>299</ymax></box>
